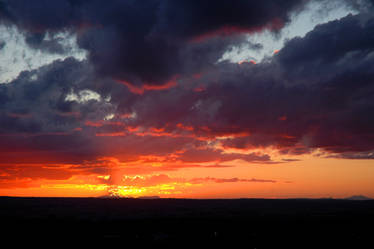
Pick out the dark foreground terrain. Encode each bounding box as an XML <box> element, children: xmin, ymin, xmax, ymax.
<box><xmin>1</xmin><ymin>197</ymin><xmax>373</xmax><ymax>248</ymax></box>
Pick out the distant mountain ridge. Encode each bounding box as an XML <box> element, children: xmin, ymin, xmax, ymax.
<box><xmin>137</xmin><ymin>196</ymin><xmax>161</xmax><ymax>199</ymax></box>
<box><xmin>344</xmin><ymin>195</ymin><xmax>373</xmax><ymax>201</ymax></box>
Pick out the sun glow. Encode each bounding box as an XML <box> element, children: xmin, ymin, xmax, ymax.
<box><xmin>41</xmin><ymin>181</ymin><xmax>198</xmax><ymax>198</ymax></box>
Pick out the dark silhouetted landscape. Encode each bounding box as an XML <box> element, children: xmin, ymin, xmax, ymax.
<box><xmin>1</xmin><ymin>197</ymin><xmax>373</xmax><ymax>248</ymax></box>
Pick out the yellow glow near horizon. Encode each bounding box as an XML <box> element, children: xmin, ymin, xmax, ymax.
<box><xmin>1</xmin><ymin>154</ymin><xmax>373</xmax><ymax>199</ymax></box>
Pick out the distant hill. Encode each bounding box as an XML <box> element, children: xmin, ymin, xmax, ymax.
<box><xmin>98</xmin><ymin>195</ymin><xmax>161</xmax><ymax>199</ymax></box>
<box><xmin>98</xmin><ymin>195</ymin><xmax>134</xmax><ymax>199</ymax></box>
<box><xmin>345</xmin><ymin>195</ymin><xmax>373</xmax><ymax>201</ymax></box>
<box><xmin>137</xmin><ymin>196</ymin><xmax>161</xmax><ymax>199</ymax></box>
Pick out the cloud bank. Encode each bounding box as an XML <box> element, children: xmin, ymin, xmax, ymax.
<box><xmin>0</xmin><ymin>0</ymin><xmax>373</xmax><ymax>193</ymax></box>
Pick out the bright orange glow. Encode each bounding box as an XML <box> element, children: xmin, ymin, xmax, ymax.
<box><xmin>1</xmin><ymin>154</ymin><xmax>374</xmax><ymax>199</ymax></box>
<box><xmin>1</xmin><ymin>128</ymin><xmax>373</xmax><ymax>199</ymax></box>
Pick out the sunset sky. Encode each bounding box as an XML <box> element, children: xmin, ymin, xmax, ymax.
<box><xmin>0</xmin><ymin>0</ymin><xmax>374</xmax><ymax>198</ymax></box>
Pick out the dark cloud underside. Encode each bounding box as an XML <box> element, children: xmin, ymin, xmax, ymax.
<box><xmin>0</xmin><ymin>0</ymin><xmax>373</xmax><ymax>177</ymax></box>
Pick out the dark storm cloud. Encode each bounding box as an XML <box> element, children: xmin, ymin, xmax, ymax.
<box><xmin>25</xmin><ymin>33</ymin><xmax>70</xmax><ymax>54</ymax></box>
<box><xmin>0</xmin><ymin>0</ymin><xmax>74</xmax><ymax>30</ymax></box>
<box><xmin>115</xmin><ymin>11</ymin><xmax>374</xmax><ymax>155</ymax></box>
<box><xmin>0</xmin><ymin>0</ymin><xmax>308</xmax><ymax>86</ymax></box>
<box><xmin>0</xmin><ymin>0</ymin><xmax>373</xmax><ymax>167</ymax></box>
<box><xmin>0</xmin><ymin>57</ymin><xmax>121</xmax><ymax>165</ymax></box>
<box><xmin>277</xmin><ymin>13</ymin><xmax>374</xmax><ymax>72</ymax></box>
<box><xmin>334</xmin><ymin>151</ymin><xmax>374</xmax><ymax>160</ymax></box>
<box><xmin>76</xmin><ymin>0</ymin><xmax>307</xmax><ymax>86</ymax></box>
<box><xmin>274</xmin><ymin>12</ymin><xmax>374</xmax><ymax>153</ymax></box>
<box><xmin>0</xmin><ymin>40</ymin><xmax>5</xmax><ymax>49</ymax></box>
<box><xmin>0</xmin><ymin>57</ymin><xmax>100</xmax><ymax>134</ymax></box>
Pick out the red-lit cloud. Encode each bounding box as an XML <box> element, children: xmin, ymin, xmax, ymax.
<box><xmin>0</xmin><ymin>0</ymin><xmax>374</xmax><ymax>197</ymax></box>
